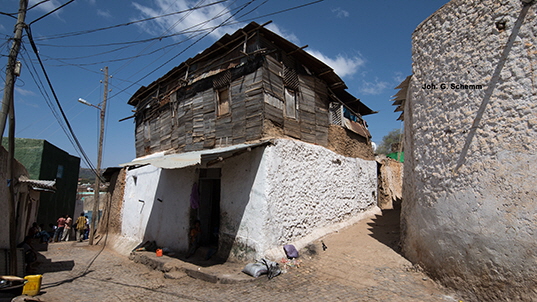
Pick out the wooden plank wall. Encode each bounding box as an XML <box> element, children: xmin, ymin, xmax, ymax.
<box><xmin>134</xmin><ymin>54</ymin><xmax>332</xmax><ymax>157</ymax></box>
<box><xmin>261</xmin><ymin>55</ymin><xmax>330</xmax><ymax>147</ymax></box>
<box><xmin>136</xmin><ymin>65</ymin><xmax>265</xmax><ymax>156</ymax></box>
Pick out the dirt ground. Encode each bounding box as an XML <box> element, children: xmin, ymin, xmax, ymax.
<box><xmin>11</xmin><ymin>208</ymin><xmax>464</xmax><ymax>302</ymax></box>
<box><xmin>303</xmin><ymin>209</ymin><xmax>453</xmax><ymax>295</ymax></box>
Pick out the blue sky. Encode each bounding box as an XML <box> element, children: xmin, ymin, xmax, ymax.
<box><xmin>1</xmin><ymin>0</ymin><xmax>448</xmax><ymax>168</ymax></box>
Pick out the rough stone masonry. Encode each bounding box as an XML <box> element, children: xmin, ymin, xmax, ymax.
<box><xmin>401</xmin><ymin>0</ymin><xmax>537</xmax><ymax>301</ymax></box>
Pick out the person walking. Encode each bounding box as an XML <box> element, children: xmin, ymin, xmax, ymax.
<box><xmin>75</xmin><ymin>213</ymin><xmax>86</xmax><ymax>242</ymax></box>
<box><xmin>53</xmin><ymin>216</ymin><xmax>66</xmax><ymax>242</ymax></box>
<box><xmin>61</xmin><ymin>215</ymin><xmax>72</xmax><ymax>241</ymax></box>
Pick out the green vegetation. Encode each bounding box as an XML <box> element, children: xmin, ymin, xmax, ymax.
<box><xmin>376</xmin><ymin>128</ymin><xmax>403</xmax><ymax>155</ymax></box>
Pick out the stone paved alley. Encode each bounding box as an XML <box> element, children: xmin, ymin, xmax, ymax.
<box><xmin>16</xmin><ymin>210</ymin><xmax>461</xmax><ymax>301</ymax></box>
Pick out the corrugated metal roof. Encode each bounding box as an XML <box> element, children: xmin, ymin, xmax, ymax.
<box><xmin>18</xmin><ymin>176</ymin><xmax>56</xmax><ymax>192</ymax></box>
<box><xmin>120</xmin><ymin>141</ymin><xmax>272</xmax><ymax>169</ymax></box>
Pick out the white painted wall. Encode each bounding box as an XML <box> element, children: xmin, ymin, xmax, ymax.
<box><xmin>119</xmin><ymin>138</ymin><xmax>377</xmax><ymax>261</ymax></box>
<box><xmin>120</xmin><ymin>165</ymin><xmax>195</xmax><ymax>253</ymax></box>
<box><xmin>403</xmin><ymin>1</ymin><xmax>537</xmax><ymax>300</ymax></box>
<box><xmin>221</xmin><ymin>139</ymin><xmax>378</xmax><ymax>260</ymax></box>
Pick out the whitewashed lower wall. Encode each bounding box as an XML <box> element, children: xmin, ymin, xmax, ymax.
<box><xmin>119</xmin><ymin>165</ymin><xmax>195</xmax><ymax>253</ymax></box>
<box><xmin>221</xmin><ymin>139</ymin><xmax>377</xmax><ymax>260</ymax></box>
<box><xmin>118</xmin><ymin>138</ymin><xmax>377</xmax><ymax>261</ymax></box>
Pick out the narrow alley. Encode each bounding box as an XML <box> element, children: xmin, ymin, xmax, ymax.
<box><xmin>19</xmin><ymin>209</ymin><xmax>460</xmax><ymax>302</ymax></box>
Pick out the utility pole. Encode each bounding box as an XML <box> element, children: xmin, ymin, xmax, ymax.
<box><xmin>1</xmin><ymin>0</ymin><xmax>29</xmax><ymax>276</ymax></box>
<box><xmin>1</xmin><ymin>0</ymin><xmax>28</xmax><ymax>139</ymax></box>
<box><xmin>89</xmin><ymin>66</ymin><xmax>108</xmax><ymax>245</ymax></box>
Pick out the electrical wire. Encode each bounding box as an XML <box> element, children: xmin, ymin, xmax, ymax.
<box><xmin>29</xmin><ymin>0</ymin><xmax>75</xmax><ymax>25</ymax></box>
<box><xmin>24</xmin><ymin>26</ymin><xmax>104</xmax><ymax>182</ymax></box>
<box><xmin>32</xmin><ymin>0</ymin><xmax>228</xmax><ymax>41</ymax></box>
<box><xmin>27</xmin><ymin>0</ymin><xmax>51</xmax><ymax>12</ymax></box>
<box><xmin>0</xmin><ymin>11</ymin><xmax>17</xmax><ymax>19</ymax></box>
<box><xmin>112</xmin><ymin>0</ymin><xmax>251</xmax><ymax>89</ymax></box>
<box><xmin>111</xmin><ymin>0</ymin><xmax>212</xmax><ymax>76</ymax></box>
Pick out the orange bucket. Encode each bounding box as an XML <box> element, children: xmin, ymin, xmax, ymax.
<box><xmin>156</xmin><ymin>249</ymin><xmax>163</xmax><ymax>257</ymax></box>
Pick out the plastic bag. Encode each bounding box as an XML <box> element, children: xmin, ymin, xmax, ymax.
<box><xmin>283</xmin><ymin>244</ymin><xmax>299</xmax><ymax>259</ymax></box>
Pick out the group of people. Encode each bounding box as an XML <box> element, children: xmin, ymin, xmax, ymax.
<box><xmin>29</xmin><ymin>213</ymin><xmax>90</xmax><ymax>243</ymax></box>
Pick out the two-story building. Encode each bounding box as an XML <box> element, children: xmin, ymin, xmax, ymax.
<box><xmin>118</xmin><ymin>22</ymin><xmax>379</xmax><ymax>261</ymax></box>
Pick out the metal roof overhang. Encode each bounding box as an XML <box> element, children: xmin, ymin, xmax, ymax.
<box><xmin>120</xmin><ymin>141</ymin><xmax>272</xmax><ymax>169</ymax></box>
<box><xmin>18</xmin><ymin>176</ymin><xmax>56</xmax><ymax>192</ymax></box>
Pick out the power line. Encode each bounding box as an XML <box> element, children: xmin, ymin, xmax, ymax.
<box><xmin>32</xmin><ymin>0</ymin><xmax>228</xmax><ymax>41</ymax></box>
<box><xmin>0</xmin><ymin>11</ymin><xmax>17</xmax><ymax>19</ymax></box>
<box><xmin>19</xmin><ymin>43</ymin><xmax>96</xmax><ymax>173</ymax></box>
<box><xmin>111</xmin><ymin>0</ymin><xmax>252</xmax><ymax>93</ymax></box>
<box><xmin>24</xmin><ymin>26</ymin><xmax>102</xmax><ymax>181</ymax></box>
<box><xmin>29</xmin><ymin>0</ymin><xmax>75</xmax><ymax>25</ymax></box>
<box><xmin>27</xmin><ymin>0</ymin><xmax>51</xmax><ymax>12</ymax></box>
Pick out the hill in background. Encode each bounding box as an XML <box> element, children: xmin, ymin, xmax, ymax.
<box><xmin>79</xmin><ymin>168</ymin><xmax>96</xmax><ymax>184</ymax></box>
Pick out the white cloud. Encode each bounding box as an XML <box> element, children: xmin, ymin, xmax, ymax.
<box><xmin>393</xmin><ymin>71</ymin><xmax>405</xmax><ymax>84</ymax></box>
<box><xmin>97</xmin><ymin>9</ymin><xmax>112</xmax><ymax>19</ymax></box>
<box><xmin>332</xmin><ymin>7</ymin><xmax>349</xmax><ymax>18</ymax></box>
<box><xmin>15</xmin><ymin>87</ymin><xmax>36</xmax><ymax>96</ymax></box>
<box><xmin>265</xmin><ymin>23</ymin><xmax>300</xmax><ymax>45</ymax></box>
<box><xmin>306</xmin><ymin>50</ymin><xmax>365</xmax><ymax>78</ymax></box>
<box><xmin>28</xmin><ymin>0</ymin><xmax>62</xmax><ymax>14</ymax></box>
<box><xmin>132</xmin><ymin>0</ymin><xmax>242</xmax><ymax>41</ymax></box>
<box><xmin>360</xmin><ymin>78</ymin><xmax>390</xmax><ymax>95</ymax></box>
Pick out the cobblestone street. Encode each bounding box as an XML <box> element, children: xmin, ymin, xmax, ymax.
<box><xmin>27</xmin><ymin>210</ymin><xmax>460</xmax><ymax>302</ymax></box>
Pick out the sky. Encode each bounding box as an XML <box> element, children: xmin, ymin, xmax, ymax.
<box><xmin>0</xmin><ymin>0</ymin><xmax>449</xmax><ymax>169</ymax></box>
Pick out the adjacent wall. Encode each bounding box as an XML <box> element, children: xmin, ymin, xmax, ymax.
<box><xmin>402</xmin><ymin>1</ymin><xmax>537</xmax><ymax>300</ymax></box>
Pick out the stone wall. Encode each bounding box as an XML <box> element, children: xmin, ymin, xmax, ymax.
<box><xmin>402</xmin><ymin>0</ymin><xmax>537</xmax><ymax>300</ymax></box>
<box><xmin>376</xmin><ymin>157</ymin><xmax>403</xmax><ymax>210</ymax></box>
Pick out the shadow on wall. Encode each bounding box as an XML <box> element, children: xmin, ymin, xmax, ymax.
<box><xmin>367</xmin><ymin>208</ymin><xmax>402</xmax><ymax>256</ymax></box>
<box><xmin>217</xmin><ymin>147</ymin><xmax>263</xmax><ymax>262</ymax></box>
<box><xmin>141</xmin><ymin>167</ymin><xmax>195</xmax><ymax>256</ymax></box>
<box><xmin>138</xmin><ymin>147</ymin><xmax>263</xmax><ymax>265</ymax></box>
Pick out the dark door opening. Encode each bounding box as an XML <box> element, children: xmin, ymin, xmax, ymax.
<box><xmin>197</xmin><ymin>168</ymin><xmax>221</xmax><ymax>247</ymax></box>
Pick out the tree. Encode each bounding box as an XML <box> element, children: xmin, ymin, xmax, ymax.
<box><xmin>376</xmin><ymin>128</ymin><xmax>403</xmax><ymax>154</ymax></box>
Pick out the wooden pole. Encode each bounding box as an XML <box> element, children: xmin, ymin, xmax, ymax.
<box><xmin>89</xmin><ymin>66</ymin><xmax>108</xmax><ymax>245</ymax></box>
<box><xmin>1</xmin><ymin>0</ymin><xmax>29</xmax><ymax>276</ymax></box>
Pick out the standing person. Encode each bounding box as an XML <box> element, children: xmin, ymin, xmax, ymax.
<box><xmin>61</xmin><ymin>215</ymin><xmax>72</xmax><ymax>241</ymax></box>
<box><xmin>186</xmin><ymin>220</ymin><xmax>202</xmax><ymax>258</ymax></box>
<box><xmin>83</xmin><ymin>215</ymin><xmax>90</xmax><ymax>240</ymax></box>
<box><xmin>53</xmin><ymin>216</ymin><xmax>66</xmax><ymax>242</ymax></box>
<box><xmin>75</xmin><ymin>213</ymin><xmax>86</xmax><ymax>242</ymax></box>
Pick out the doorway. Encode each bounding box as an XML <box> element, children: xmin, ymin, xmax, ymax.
<box><xmin>197</xmin><ymin>168</ymin><xmax>221</xmax><ymax>247</ymax></box>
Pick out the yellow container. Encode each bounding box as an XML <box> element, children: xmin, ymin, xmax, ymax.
<box><xmin>22</xmin><ymin>275</ymin><xmax>42</xmax><ymax>296</ymax></box>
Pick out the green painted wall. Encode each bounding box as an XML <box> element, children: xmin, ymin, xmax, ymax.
<box><xmin>2</xmin><ymin>138</ymin><xmax>80</xmax><ymax>226</ymax></box>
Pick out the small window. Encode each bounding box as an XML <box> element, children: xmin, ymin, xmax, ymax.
<box><xmin>284</xmin><ymin>88</ymin><xmax>297</xmax><ymax>119</ymax></box>
<box><xmin>56</xmin><ymin>165</ymin><xmax>64</xmax><ymax>179</ymax></box>
<box><xmin>217</xmin><ymin>87</ymin><xmax>230</xmax><ymax>116</ymax></box>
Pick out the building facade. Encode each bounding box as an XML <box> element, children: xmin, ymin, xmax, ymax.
<box><xmin>119</xmin><ymin>22</ymin><xmax>378</xmax><ymax>261</ymax></box>
<box><xmin>3</xmin><ymin>138</ymin><xmax>80</xmax><ymax>227</ymax></box>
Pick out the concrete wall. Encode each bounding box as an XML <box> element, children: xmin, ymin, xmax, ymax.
<box><xmin>0</xmin><ymin>146</ymin><xmax>35</xmax><ymax>249</ymax></box>
<box><xmin>120</xmin><ymin>165</ymin><xmax>196</xmax><ymax>253</ymax></box>
<box><xmin>402</xmin><ymin>1</ymin><xmax>537</xmax><ymax>300</ymax></box>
